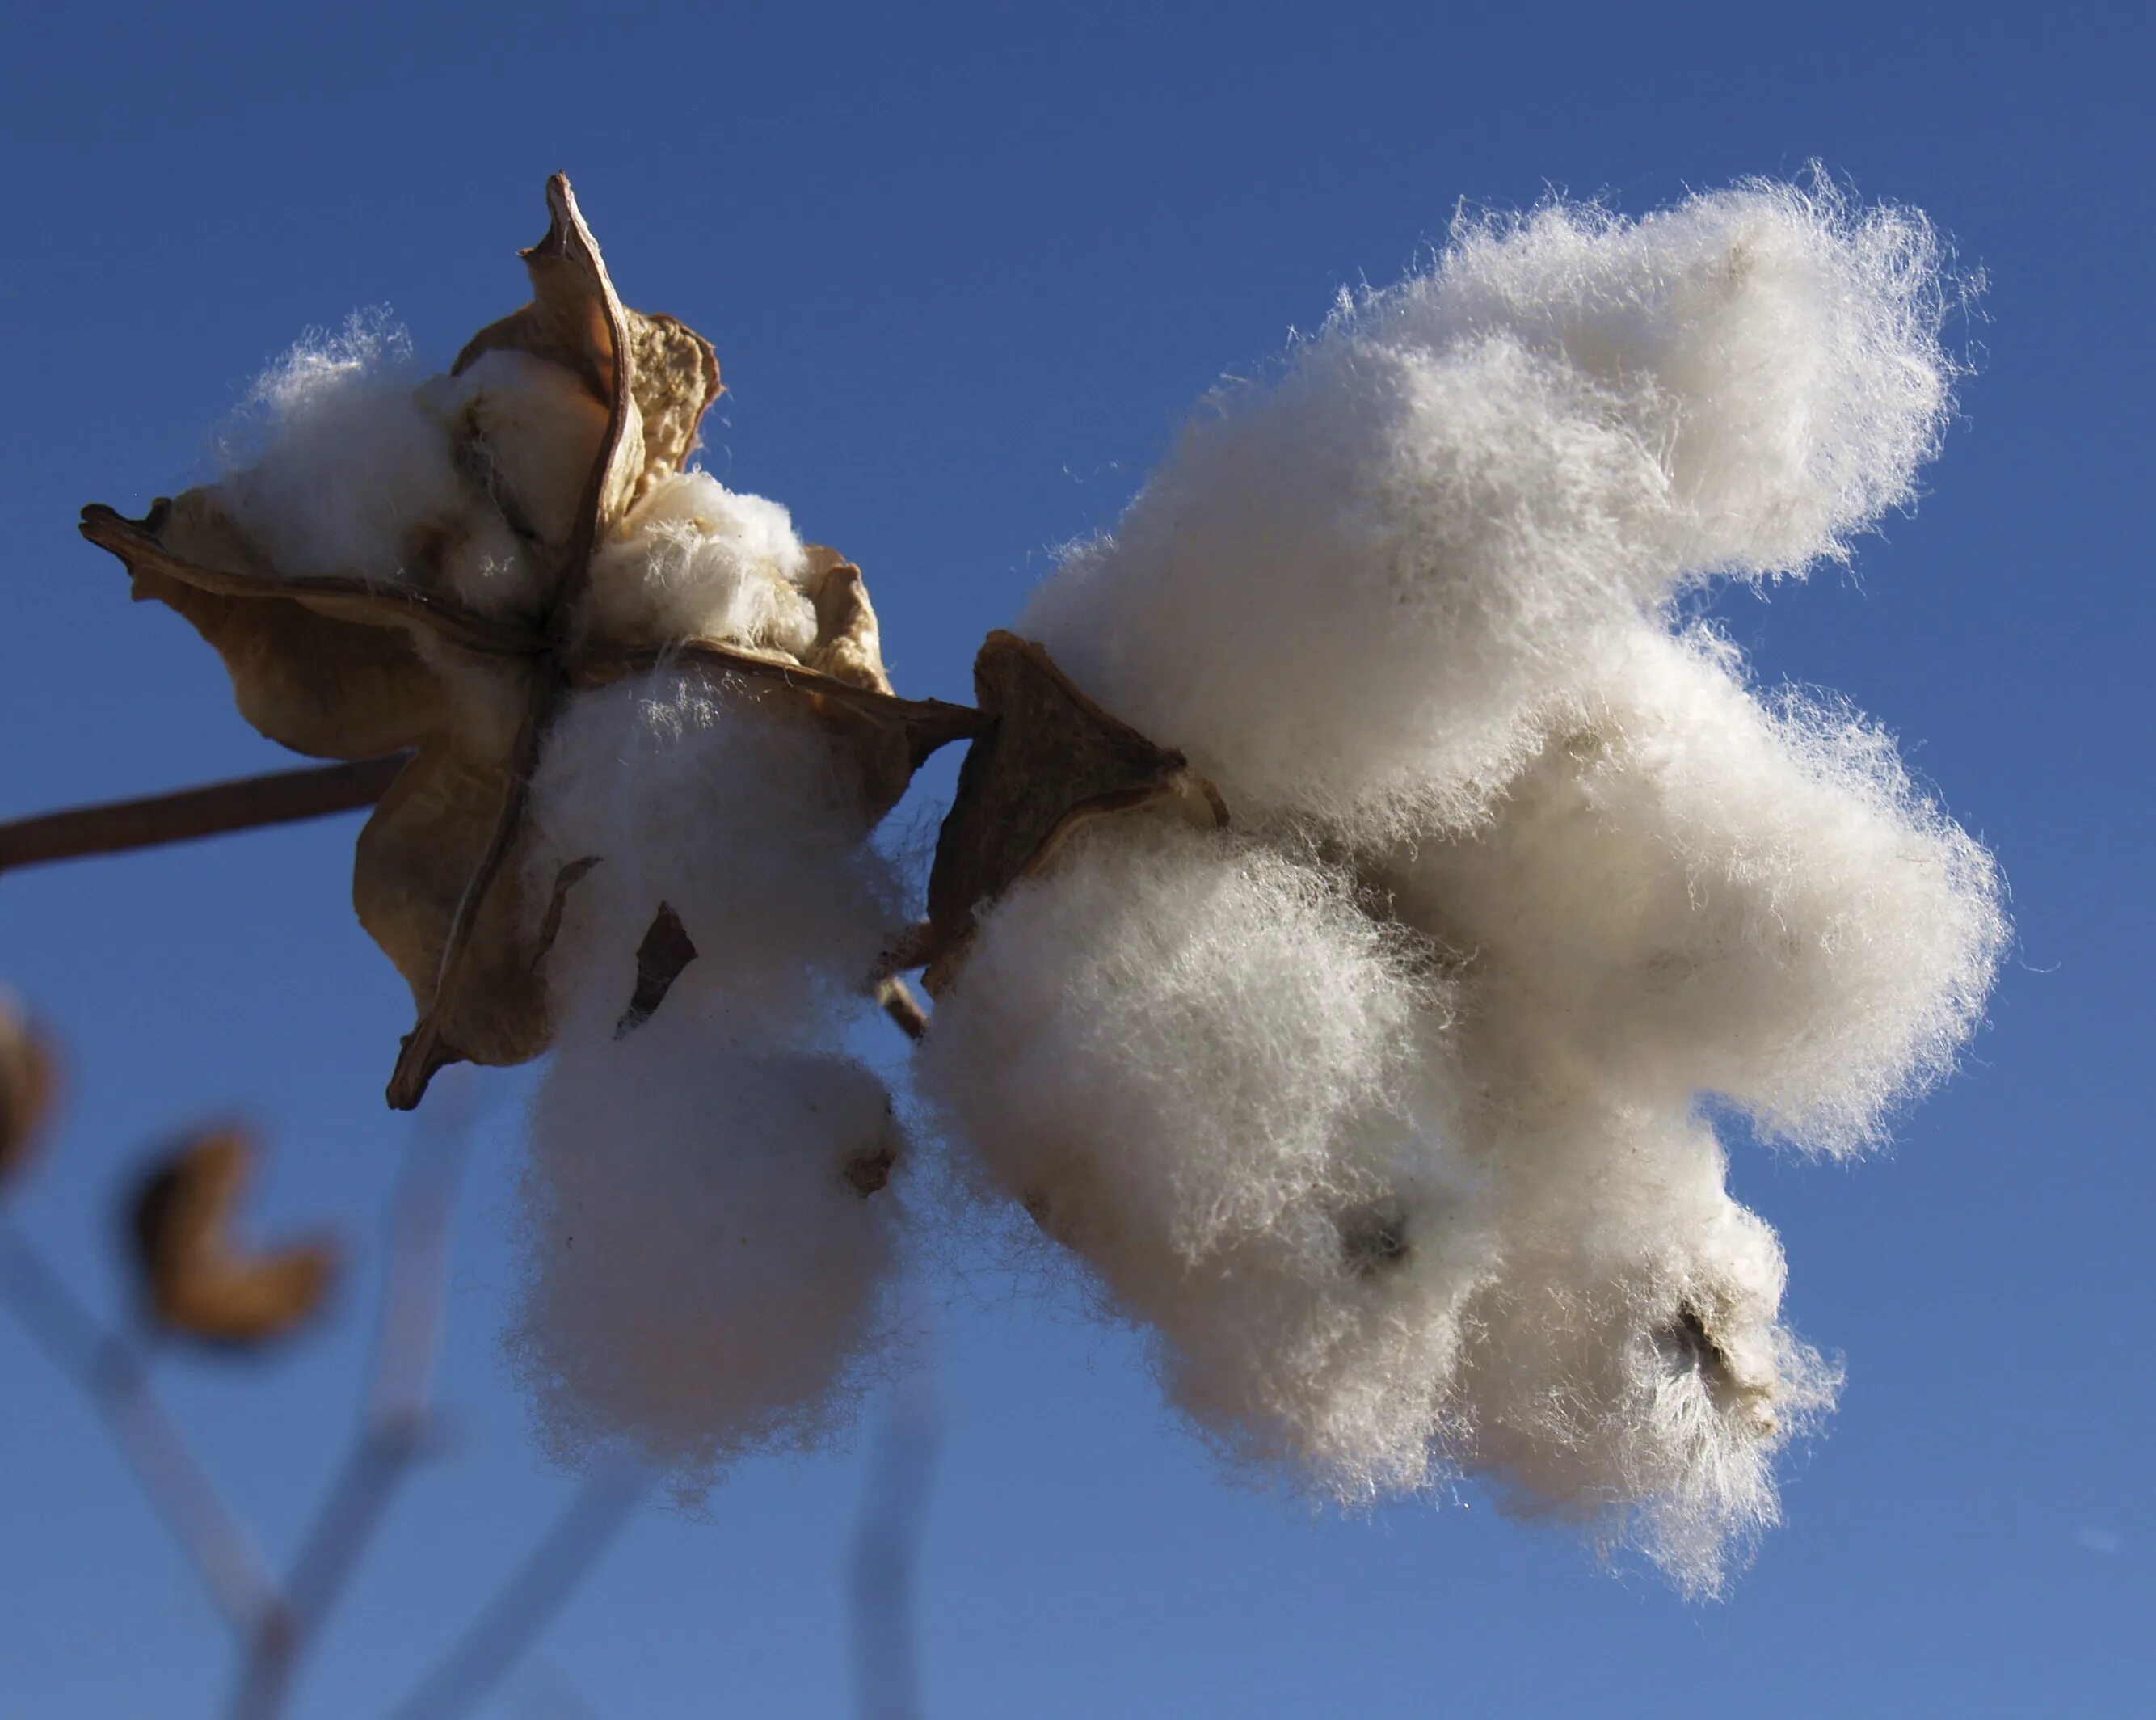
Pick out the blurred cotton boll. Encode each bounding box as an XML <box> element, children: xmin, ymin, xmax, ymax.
<box><xmin>1024</xmin><ymin>176</ymin><xmax>1961</xmax><ymax>838</ymax></box>
<box><xmin>525</xmin><ymin>668</ymin><xmax>903</xmax><ymax>1024</ymax></box>
<box><xmin>1385</xmin><ymin>626</ymin><xmax>2006</xmax><ymax>1152</ymax></box>
<box><xmin>920</xmin><ymin>816</ymin><xmax>1494</xmax><ymax>1496</ymax></box>
<box><xmin>512</xmin><ymin>979</ymin><xmax>903</xmax><ymax>1493</ymax></box>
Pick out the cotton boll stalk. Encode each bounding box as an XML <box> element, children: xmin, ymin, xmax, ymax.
<box><xmin>1383</xmin><ymin>626</ymin><xmax>2005</xmax><ymax>1151</ymax></box>
<box><xmin>579</xmin><ymin>470</ymin><xmax>820</xmax><ymax>657</ymax></box>
<box><xmin>921</xmin><ymin>815</ymin><xmax>1493</xmax><ymax>1495</ymax></box>
<box><xmin>512</xmin><ymin>977</ymin><xmax>903</xmax><ymax>1489</ymax></box>
<box><xmin>1447</xmin><ymin>1100</ymin><xmax>1838</xmax><ymax>1595</ymax></box>
<box><xmin>1024</xmin><ymin>175</ymin><xmax>1957</xmax><ymax>836</ymax></box>
<box><xmin>526</xmin><ymin>667</ymin><xmax>901</xmax><ymax>1022</ymax></box>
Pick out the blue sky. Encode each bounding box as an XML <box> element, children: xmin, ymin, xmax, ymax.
<box><xmin>2</xmin><ymin>2</ymin><xmax>2150</xmax><ymax>1715</ymax></box>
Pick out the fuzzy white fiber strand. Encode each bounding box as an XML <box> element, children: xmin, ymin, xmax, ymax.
<box><xmin>1024</xmin><ymin>178</ymin><xmax>1957</xmax><ymax>833</ymax></box>
<box><xmin>512</xmin><ymin>973</ymin><xmax>901</xmax><ymax>1490</ymax></box>
<box><xmin>920</xmin><ymin>816</ymin><xmax>1493</xmax><ymax>1498</ymax></box>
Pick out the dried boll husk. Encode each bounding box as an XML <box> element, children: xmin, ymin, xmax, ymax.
<box><xmin>128</xmin><ymin>1130</ymin><xmax>338</xmax><ymax>1347</ymax></box>
<box><xmin>82</xmin><ymin>176</ymin><xmax>970</xmax><ymax>1106</ymax></box>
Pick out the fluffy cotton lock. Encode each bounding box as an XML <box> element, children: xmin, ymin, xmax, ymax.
<box><xmin>1443</xmin><ymin>1092</ymin><xmax>1838</xmax><ymax>1596</ymax></box>
<box><xmin>525</xmin><ymin>666</ymin><xmax>902</xmax><ymax>1022</ymax></box>
<box><xmin>512</xmin><ymin>974</ymin><xmax>903</xmax><ymax>1491</ymax></box>
<box><xmin>1023</xmin><ymin>177</ymin><xmax>1958</xmax><ymax>836</ymax></box>
<box><xmin>1382</xmin><ymin>626</ymin><xmax>2006</xmax><ymax>1151</ymax></box>
<box><xmin>920</xmin><ymin>815</ymin><xmax>1493</xmax><ymax>1497</ymax></box>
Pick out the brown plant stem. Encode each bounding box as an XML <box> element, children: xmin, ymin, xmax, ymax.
<box><xmin>0</xmin><ymin>1215</ymin><xmax>283</xmax><ymax>1638</ymax></box>
<box><xmin>0</xmin><ymin>757</ymin><xmax>411</xmax><ymax>878</ymax></box>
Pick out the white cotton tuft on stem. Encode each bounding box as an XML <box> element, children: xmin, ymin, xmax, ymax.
<box><xmin>512</xmin><ymin>976</ymin><xmax>902</xmax><ymax>1494</ymax></box>
<box><xmin>1024</xmin><ymin>175</ymin><xmax>1963</xmax><ymax>835</ymax></box>
<box><xmin>920</xmin><ymin>816</ymin><xmax>1494</xmax><ymax>1498</ymax></box>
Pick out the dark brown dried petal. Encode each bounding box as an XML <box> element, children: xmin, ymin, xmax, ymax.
<box><xmin>129</xmin><ymin>1130</ymin><xmax>336</xmax><ymax>1347</ymax></box>
<box><xmin>923</xmin><ymin>632</ymin><xmax>1227</xmax><ymax>990</ymax></box>
<box><xmin>85</xmin><ymin>498</ymin><xmax>453</xmax><ymax>760</ymax></box>
<box><xmin>356</xmin><ymin>735</ymin><xmax>553</xmax><ymax>1071</ymax></box>
<box><xmin>0</xmin><ymin>993</ymin><xmax>58</xmax><ymax>1189</ymax></box>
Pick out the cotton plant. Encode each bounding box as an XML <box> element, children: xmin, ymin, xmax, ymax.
<box><xmin>75</xmin><ymin>171</ymin><xmax>2004</xmax><ymax>1587</ymax></box>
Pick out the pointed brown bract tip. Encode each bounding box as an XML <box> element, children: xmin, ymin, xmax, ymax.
<box><xmin>920</xmin><ymin>633</ymin><xmax>1227</xmax><ymax>991</ymax></box>
<box><xmin>128</xmin><ymin>1129</ymin><xmax>339</xmax><ymax>1347</ymax></box>
<box><xmin>0</xmin><ymin>989</ymin><xmax>60</xmax><ymax>1190</ymax></box>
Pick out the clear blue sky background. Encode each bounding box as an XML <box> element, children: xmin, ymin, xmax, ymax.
<box><xmin>2</xmin><ymin>2</ymin><xmax>2149</xmax><ymax>1715</ymax></box>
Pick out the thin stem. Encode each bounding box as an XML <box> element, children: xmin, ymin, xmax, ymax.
<box><xmin>229</xmin><ymin>1077</ymin><xmax>477</xmax><ymax>1720</ymax></box>
<box><xmin>876</xmin><ymin>977</ymin><xmax>930</xmax><ymax>1043</ymax></box>
<box><xmin>0</xmin><ymin>1216</ymin><xmax>283</xmax><ymax>1638</ymax></box>
<box><xmin>849</xmin><ymin>1369</ymin><xmax>944</xmax><ymax>1720</ymax></box>
<box><xmin>0</xmin><ymin>757</ymin><xmax>410</xmax><ymax>877</ymax></box>
<box><xmin>387</xmin><ymin>1466</ymin><xmax>646</xmax><ymax>1720</ymax></box>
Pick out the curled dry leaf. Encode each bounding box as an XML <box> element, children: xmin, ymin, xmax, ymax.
<box><xmin>82</xmin><ymin>176</ymin><xmax>976</xmax><ymax>1108</ymax></box>
<box><xmin>128</xmin><ymin>1130</ymin><xmax>337</xmax><ymax>1346</ymax></box>
<box><xmin>920</xmin><ymin>632</ymin><xmax>1227</xmax><ymax>993</ymax></box>
<box><xmin>0</xmin><ymin>988</ymin><xmax>59</xmax><ymax>1188</ymax></box>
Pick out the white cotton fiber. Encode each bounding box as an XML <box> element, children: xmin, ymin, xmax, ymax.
<box><xmin>1444</xmin><ymin>1094</ymin><xmax>1838</xmax><ymax>1595</ymax></box>
<box><xmin>1383</xmin><ymin>626</ymin><xmax>2005</xmax><ymax>1150</ymax></box>
<box><xmin>512</xmin><ymin>977</ymin><xmax>901</xmax><ymax>1487</ymax></box>
<box><xmin>1023</xmin><ymin>177</ymin><xmax>1959</xmax><ymax>833</ymax></box>
<box><xmin>920</xmin><ymin>816</ymin><xmax>1493</xmax><ymax>1496</ymax></box>
<box><xmin>580</xmin><ymin>470</ymin><xmax>822</xmax><ymax>658</ymax></box>
<box><xmin>526</xmin><ymin>667</ymin><xmax>900</xmax><ymax>1022</ymax></box>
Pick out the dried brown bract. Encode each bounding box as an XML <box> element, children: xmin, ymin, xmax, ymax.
<box><xmin>129</xmin><ymin>1130</ymin><xmax>338</xmax><ymax>1346</ymax></box>
<box><xmin>0</xmin><ymin>989</ymin><xmax>59</xmax><ymax>1188</ymax></box>
<box><xmin>82</xmin><ymin>177</ymin><xmax>976</xmax><ymax>1108</ymax></box>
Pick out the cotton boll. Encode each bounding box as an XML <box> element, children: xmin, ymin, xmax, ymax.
<box><xmin>580</xmin><ymin>470</ymin><xmax>820</xmax><ymax>657</ymax></box>
<box><xmin>1023</xmin><ymin>175</ymin><xmax>1956</xmax><ymax>834</ymax></box>
<box><xmin>512</xmin><ymin>984</ymin><xmax>902</xmax><ymax>1487</ymax></box>
<box><xmin>1447</xmin><ymin>1099</ymin><xmax>1838</xmax><ymax>1595</ymax></box>
<box><xmin>217</xmin><ymin>313</ymin><xmax>472</xmax><ymax>588</ymax></box>
<box><xmin>1384</xmin><ymin>626</ymin><xmax>2004</xmax><ymax>1150</ymax></box>
<box><xmin>526</xmin><ymin>667</ymin><xmax>900</xmax><ymax>1021</ymax></box>
<box><xmin>921</xmin><ymin>815</ymin><xmax>1493</xmax><ymax>1494</ymax></box>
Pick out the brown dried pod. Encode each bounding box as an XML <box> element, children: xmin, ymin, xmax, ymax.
<box><xmin>82</xmin><ymin>176</ymin><xmax>975</xmax><ymax>1108</ymax></box>
<box><xmin>920</xmin><ymin>632</ymin><xmax>1227</xmax><ymax>993</ymax></box>
<box><xmin>128</xmin><ymin>1129</ymin><xmax>337</xmax><ymax>1346</ymax></box>
<box><xmin>0</xmin><ymin>989</ymin><xmax>59</xmax><ymax>1189</ymax></box>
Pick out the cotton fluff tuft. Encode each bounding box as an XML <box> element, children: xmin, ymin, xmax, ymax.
<box><xmin>1445</xmin><ymin>1097</ymin><xmax>1838</xmax><ymax>1596</ymax></box>
<box><xmin>1386</xmin><ymin>627</ymin><xmax>2006</xmax><ymax>1151</ymax></box>
<box><xmin>579</xmin><ymin>470</ymin><xmax>821</xmax><ymax>656</ymax></box>
<box><xmin>512</xmin><ymin>976</ymin><xmax>901</xmax><ymax>1490</ymax></box>
<box><xmin>1024</xmin><ymin>178</ymin><xmax>1960</xmax><ymax>833</ymax></box>
<box><xmin>526</xmin><ymin>668</ymin><xmax>900</xmax><ymax>1020</ymax></box>
<box><xmin>920</xmin><ymin>816</ymin><xmax>1494</xmax><ymax>1498</ymax></box>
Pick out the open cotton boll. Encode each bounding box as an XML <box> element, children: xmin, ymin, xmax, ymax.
<box><xmin>579</xmin><ymin>470</ymin><xmax>820</xmax><ymax>657</ymax></box>
<box><xmin>1023</xmin><ymin>175</ymin><xmax>1956</xmax><ymax>835</ymax></box>
<box><xmin>1384</xmin><ymin>626</ymin><xmax>2004</xmax><ymax>1150</ymax></box>
<box><xmin>217</xmin><ymin>313</ymin><xmax>477</xmax><ymax>589</ymax></box>
<box><xmin>1446</xmin><ymin>1100</ymin><xmax>1838</xmax><ymax>1595</ymax></box>
<box><xmin>920</xmin><ymin>815</ymin><xmax>1492</xmax><ymax>1494</ymax></box>
<box><xmin>526</xmin><ymin>667</ymin><xmax>900</xmax><ymax>1020</ymax></box>
<box><xmin>512</xmin><ymin>980</ymin><xmax>902</xmax><ymax>1489</ymax></box>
